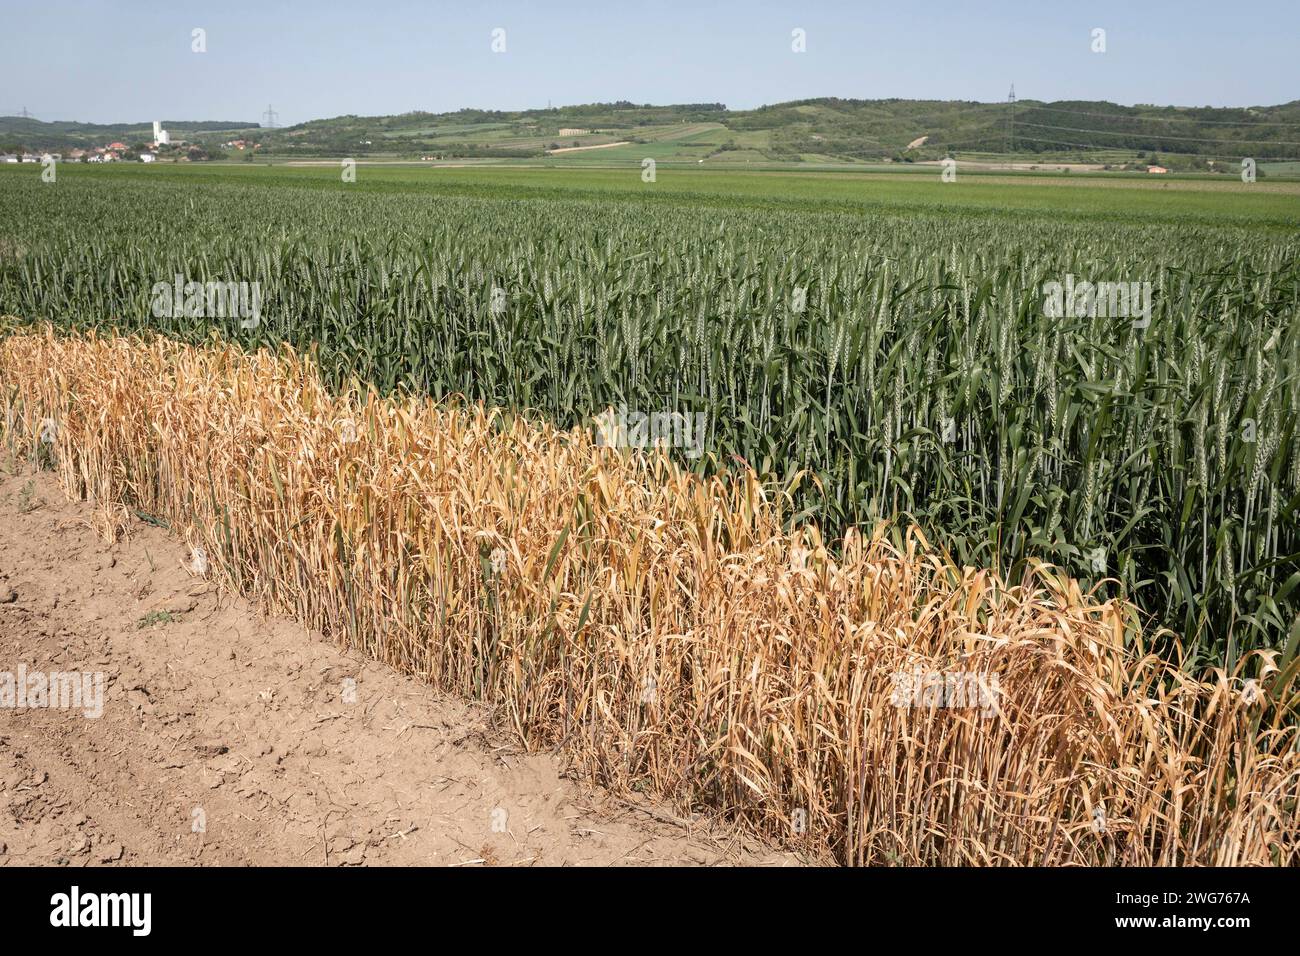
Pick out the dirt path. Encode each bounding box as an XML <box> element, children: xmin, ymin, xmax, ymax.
<box><xmin>545</xmin><ymin>141</ymin><xmax>631</xmax><ymax>154</ymax></box>
<box><xmin>0</xmin><ymin>470</ymin><xmax>801</xmax><ymax>867</ymax></box>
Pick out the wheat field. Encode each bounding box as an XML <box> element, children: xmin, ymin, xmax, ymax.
<box><xmin>3</xmin><ymin>170</ymin><xmax>1296</xmax><ymax>665</ymax></box>
<box><xmin>3</xmin><ymin>326</ymin><xmax>1295</xmax><ymax>865</ymax></box>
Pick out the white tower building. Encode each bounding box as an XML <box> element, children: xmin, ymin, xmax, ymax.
<box><xmin>152</xmin><ymin>120</ymin><xmax>170</xmax><ymax>146</ymax></box>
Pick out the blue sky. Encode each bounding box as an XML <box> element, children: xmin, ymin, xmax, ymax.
<box><xmin>1</xmin><ymin>0</ymin><xmax>1295</xmax><ymax>125</ymax></box>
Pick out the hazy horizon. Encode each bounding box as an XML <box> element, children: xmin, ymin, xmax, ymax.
<box><xmin>1</xmin><ymin>0</ymin><xmax>1295</xmax><ymax>126</ymax></box>
<box><xmin>7</xmin><ymin>90</ymin><xmax>1300</xmax><ymax>130</ymax></box>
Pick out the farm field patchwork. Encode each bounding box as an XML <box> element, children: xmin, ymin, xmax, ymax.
<box><xmin>19</xmin><ymin>162</ymin><xmax>1298</xmax><ymax>224</ymax></box>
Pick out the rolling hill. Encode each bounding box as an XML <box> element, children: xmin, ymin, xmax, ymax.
<box><xmin>5</xmin><ymin>98</ymin><xmax>1299</xmax><ymax>168</ymax></box>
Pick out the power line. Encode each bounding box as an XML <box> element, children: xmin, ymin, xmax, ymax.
<box><xmin>262</xmin><ymin>103</ymin><xmax>279</xmax><ymax>129</ymax></box>
<box><xmin>1012</xmin><ymin>133</ymin><xmax>1181</xmax><ymax>149</ymax></box>
<box><xmin>1011</xmin><ymin>134</ymin><xmax>1162</xmax><ymax>150</ymax></box>
<box><xmin>1002</xmin><ymin>133</ymin><xmax>1298</xmax><ymax>160</ymax></box>
<box><xmin>1017</xmin><ymin>120</ymin><xmax>1300</xmax><ymax>148</ymax></box>
<box><xmin>1022</xmin><ymin>104</ymin><xmax>1300</xmax><ymax>128</ymax></box>
<box><xmin>834</xmin><ymin>101</ymin><xmax>1300</xmax><ymax>138</ymax></box>
<box><xmin>945</xmin><ymin>136</ymin><xmax>1117</xmax><ymax>151</ymax></box>
<box><xmin>941</xmin><ymin>140</ymin><xmax>1299</xmax><ymax>164</ymax></box>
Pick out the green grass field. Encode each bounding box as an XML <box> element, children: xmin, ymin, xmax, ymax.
<box><xmin>15</xmin><ymin>161</ymin><xmax>1297</xmax><ymax>227</ymax></box>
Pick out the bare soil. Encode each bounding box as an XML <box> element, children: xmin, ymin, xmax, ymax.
<box><xmin>545</xmin><ymin>142</ymin><xmax>631</xmax><ymax>154</ymax></box>
<box><xmin>0</xmin><ymin>470</ymin><xmax>802</xmax><ymax>867</ymax></box>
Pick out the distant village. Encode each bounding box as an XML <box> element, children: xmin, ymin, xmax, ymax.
<box><xmin>0</xmin><ymin>121</ymin><xmax>257</xmax><ymax>164</ymax></box>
